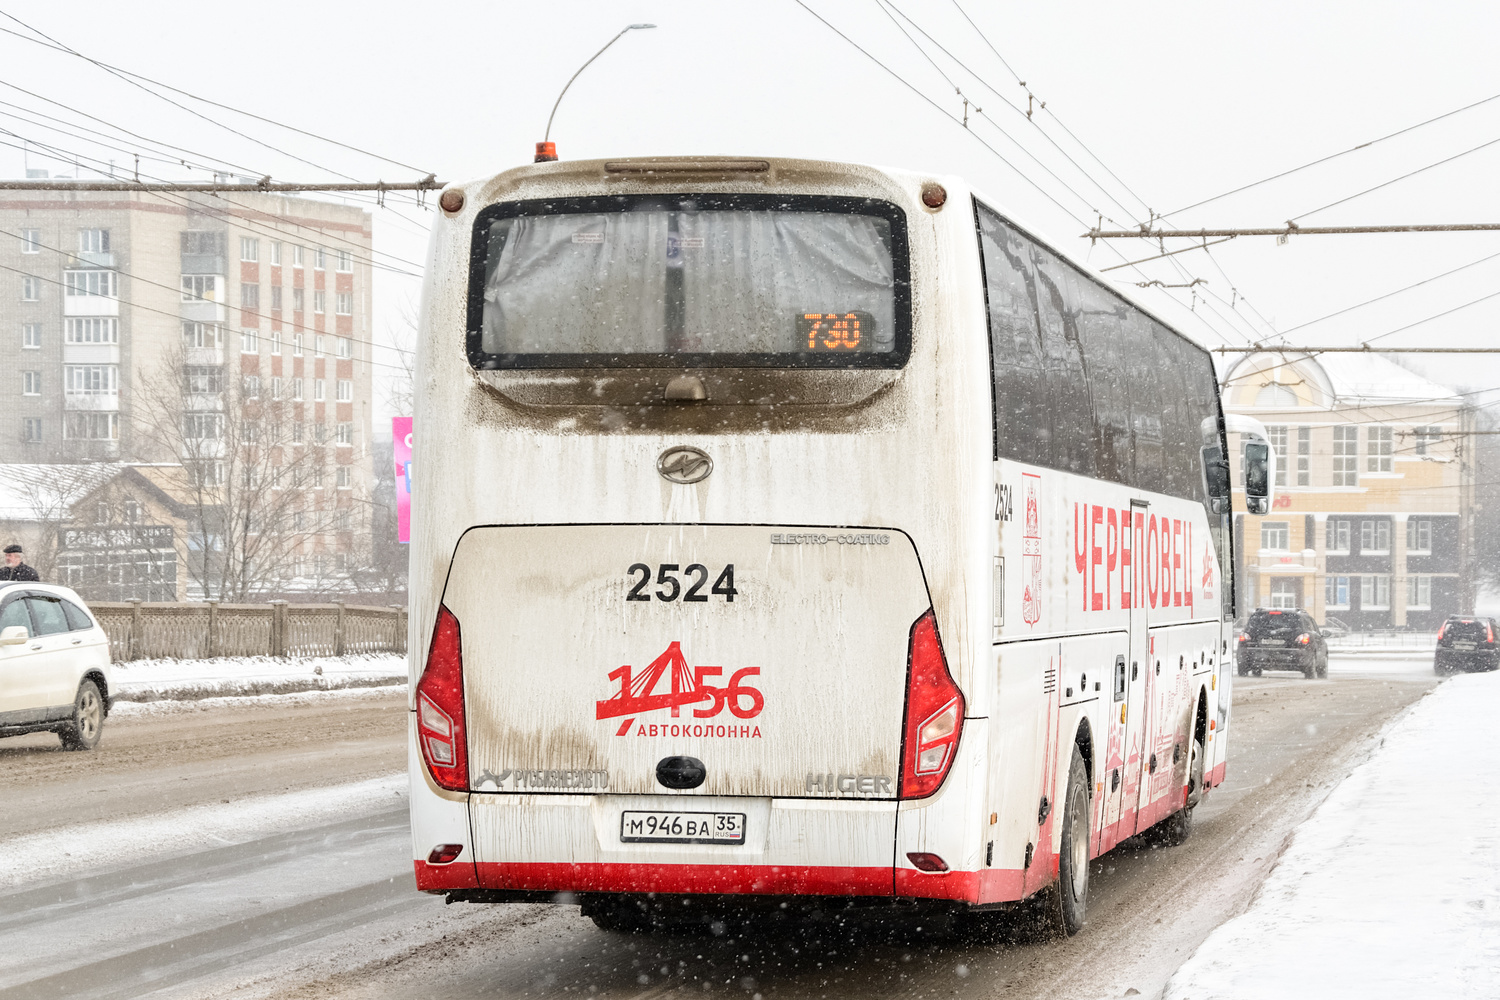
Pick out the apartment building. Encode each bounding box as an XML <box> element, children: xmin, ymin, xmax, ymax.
<box><xmin>1222</xmin><ymin>351</ymin><xmax>1474</xmax><ymax>629</ymax></box>
<box><xmin>0</xmin><ymin>187</ymin><xmax>376</xmax><ymax>595</ymax></box>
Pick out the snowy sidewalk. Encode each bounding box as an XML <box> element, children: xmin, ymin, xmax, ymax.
<box><xmin>109</xmin><ymin>652</ymin><xmax>406</xmax><ymax>702</ymax></box>
<box><xmin>1164</xmin><ymin>672</ymin><xmax>1500</xmax><ymax>1000</ymax></box>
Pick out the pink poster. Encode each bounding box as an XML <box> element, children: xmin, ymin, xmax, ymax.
<box><xmin>393</xmin><ymin>417</ymin><xmax>412</xmax><ymax>544</ymax></box>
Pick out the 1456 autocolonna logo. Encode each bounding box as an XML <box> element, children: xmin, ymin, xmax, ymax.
<box><xmin>595</xmin><ymin>641</ymin><xmax>764</xmax><ymax>738</ymax></box>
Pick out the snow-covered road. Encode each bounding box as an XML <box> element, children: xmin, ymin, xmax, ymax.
<box><xmin>0</xmin><ymin>656</ymin><xmax>1448</xmax><ymax>999</ymax></box>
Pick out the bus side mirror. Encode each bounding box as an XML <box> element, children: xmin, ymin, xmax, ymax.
<box><xmin>0</xmin><ymin>625</ymin><xmax>29</xmax><ymax>645</ymax></box>
<box><xmin>1203</xmin><ymin>447</ymin><xmax>1231</xmax><ymax>514</ymax></box>
<box><xmin>1244</xmin><ymin>442</ymin><xmax>1271</xmax><ymax>515</ymax></box>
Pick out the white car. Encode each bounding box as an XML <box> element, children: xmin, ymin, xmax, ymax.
<box><xmin>0</xmin><ymin>582</ymin><xmax>114</xmax><ymax>750</ymax></box>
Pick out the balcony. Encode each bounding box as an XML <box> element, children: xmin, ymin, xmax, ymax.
<box><xmin>62</xmin><ymin>344</ymin><xmax>121</xmax><ymax>365</ymax></box>
<box><xmin>74</xmin><ymin>251</ymin><xmax>115</xmax><ymax>268</ymax></box>
<box><xmin>181</xmin><ymin>254</ymin><xmax>224</xmax><ymax>275</ymax></box>
<box><xmin>64</xmin><ymin>393</ymin><xmax>120</xmax><ymax>412</ymax></box>
<box><xmin>64</xmin><ymin>295</ymin><xmax>119</xmax><ymax>318</ymax></box>
<box><xmin>180</xmin><ymin>300</ymin><xmax>227</xmax><ymax>323</ymax></box>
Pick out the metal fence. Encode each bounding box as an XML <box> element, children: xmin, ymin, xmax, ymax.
<box><xmin>1326</xmin><ymin>630</ymin><xmax>1439</xmax><ymax>651</ymax></box>
<box><xmin>89</xmin><ymin>601</ymin><xmax>408</xmax><ymax>662</ymax></box>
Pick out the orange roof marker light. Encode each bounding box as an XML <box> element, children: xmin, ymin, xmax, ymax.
<box><xmin>537</xmin><ymin>23</ymin><xmax>657</xmax><ymax>164</ymax></box>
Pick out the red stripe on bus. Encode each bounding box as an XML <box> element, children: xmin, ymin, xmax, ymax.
<box><xmin>414</xmin><ymin>858</ymin><xmax>479</xmax><ymax>892</ymax></box>
<box><xmin>1207</xmin><ymin>761</ymin><xmax>1227</xmax><ymax>787</ymax></box>
<box><xmin>474</xmin><ymin>862</ymin><xmax>894</xmax><ymax>897</ymax></box>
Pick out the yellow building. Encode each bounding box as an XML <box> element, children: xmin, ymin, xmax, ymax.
<box><xmin>1223</xmin><ymin>351</ymin><xmax>1474</xmax><ymax>629</ymax></box>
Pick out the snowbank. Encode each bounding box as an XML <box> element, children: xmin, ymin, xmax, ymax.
<box><xmin>109</xmin><ymin>653</ymin><xmax>407</xmax><ymax>702</ymax></box>
<box><xmin>0</xmin><ymin>773</ymin><xmax>405</xmax><ymax>890</ymax></box>
<box><xmin>1164</xmin><ymin>673</ymin><xmax>1500</xmax><ymax>1000</ymax></box>
<box><xmin>110</xmin><ymin>684</ymin><xmax>406</xmax><ymax>717</ymax></box>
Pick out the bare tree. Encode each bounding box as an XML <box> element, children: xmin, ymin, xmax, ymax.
<box><xmin>5</xmin><ymin>464</ymin><xmax>118</xmax><ymax>582</ymax></box>
<box><xmin>133</xmin><ymin>338</ymin><xmax>362</xmax><ymax>602</ymax></box>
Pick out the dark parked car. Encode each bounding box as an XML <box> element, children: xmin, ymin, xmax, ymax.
<box><xmin>1236</xmin><ymin>608</ymin><xmax>1328</xmax><ymax>679</ymax></box>
<box><xmin>1433</xmin><ymin>616</ymin><xmax>1500</xmax><ymax>675</ymax></box>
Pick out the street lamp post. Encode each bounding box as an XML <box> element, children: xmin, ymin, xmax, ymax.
<box><xmin>535</xmin><ymin>23</ymin><xmax>657</xmax><ymax>162</ymax></box>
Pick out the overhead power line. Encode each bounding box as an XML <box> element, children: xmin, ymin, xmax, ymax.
<box><xmin>0</xmin><ymin>178</ymin><xmax>442</xmax><ymax>193</ymax></box>
<box><xmin>1213</xmin><ymin>345</ymin><xmax>1500</xmax><ymax>354</ymax></box>
<box><xmin>1087</xmin><ymin>222</ymin><xmax>1500</xmax><ymax>239</ymax></box>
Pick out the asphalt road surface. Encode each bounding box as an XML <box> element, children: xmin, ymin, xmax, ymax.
<box><xmin>0</xmin><ymin>655</ymin><xmax>1440</xmax><ymax>1000</ymax></box>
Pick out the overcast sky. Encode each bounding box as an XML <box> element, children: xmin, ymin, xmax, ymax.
<box><xmin>5</xmin><ymin>0</ymin><xmax>1500</xmax><ymax>418</ymax></box>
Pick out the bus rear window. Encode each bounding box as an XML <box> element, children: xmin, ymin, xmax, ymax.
<box><xmin>467</xmin><ymin>194</ymin><xmax>909</xmax><ymax>369</ymax></box>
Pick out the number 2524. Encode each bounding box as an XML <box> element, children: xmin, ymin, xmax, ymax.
<box><xmin>627</xmin><ymin>563</ymin><xmax>736</xmax><ymax>602</ymax></box>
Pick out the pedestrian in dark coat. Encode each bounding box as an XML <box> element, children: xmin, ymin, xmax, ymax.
<box><xmin>0</xmin><ymin>544</ymin><xmax>40</xmax><ymax>582</ymax></box>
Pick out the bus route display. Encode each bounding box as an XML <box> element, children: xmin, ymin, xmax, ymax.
<box><xmin>797</xmin><ymin>311</ymin><xmax>874</xmax><ymax>351</ymax></box>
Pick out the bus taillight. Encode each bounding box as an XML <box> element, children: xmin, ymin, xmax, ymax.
<box><xmin>417</xmin><ymin>605</ymin><xmax>468</xmax><ymax>791</ymax></box>
<box><xmin>900</xmin><ymin>609</ymin><xmax>964</xmax><ymax>799</ymax></box>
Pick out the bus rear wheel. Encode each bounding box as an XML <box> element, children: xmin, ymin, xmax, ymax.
<box><xmin>1040</xmin><ymin>747</ymin><xmax>1090</xmax><ymax>937</ymax></box>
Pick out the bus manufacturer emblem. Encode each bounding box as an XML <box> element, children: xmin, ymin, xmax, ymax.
<box><xmin>657</xmin><ymin>446</ymin><xmax>713</xmax><ymax>484</ymax></box>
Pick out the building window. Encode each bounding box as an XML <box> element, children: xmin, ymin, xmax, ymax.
<box><xmin>23</xmin><ymin>323</ymin><xmax>42</xmax><ymax>349</ymax></box>
<box><xmin>292</xmin><ymin>421</ymin><xmax>305</xmax><ymax>443</ymax></box>
<box><xmin>336</xmin><ymin>465</ymin><xmax>352</xmax><ymax>488</ymax></box>
<box><xmin>78</xmin><ymin>228</ymin><xmax>110</xmax><ymax>253</ymax></box>
<box><xmin>270</xmin><ymin>331</ymin><xmax>282</xmax><ymax>355</ymax></box>
<box><xmin>183</xmin><ymin>366</ymin><xmax>223</xmax><ymax>394</ymax></box>
<box><xmin>1269</xmin><ymin>578</ymin><xmax>1299</xmax><ymax>610</ymax></box>
<box><xmin>124</xmin><ymin>500</ymin><xmax>140</xmax><ymax>523</ymax></box>
<box><xmin>271</xmin><ymin>286</ymin><xmax>283</xmax><ymax>311</ymax></box>
<box><xmin>335</xmin><ymin>291</ymin><xmax>353</xmax><ymax>315</ymax></box>
<box><xmin>22</xmin><ymin>371</ymin><xmax>41</xmax><ymax>396</ymax></box>
<box><xmin>336</xmin><ymin>379</ymin><xmax>353</xmax><ymax>402</ymax></box>
<box><xmin>182</xmin><ymin>322</ymin><xmax>224</xmax><ymax>349</ymax></box>
<box><xmin>292</xmin><ymin>245</ymin><xmax>304</xmax><ymax>267</ymax></box>
<box><xmin>1360</xmin><ymin>575</ymin><xmax>1391</xmax><ymax>610</ymax></box>
<box><xmin>1266</xmin><ymin>425</ymin><xmax>1287</xmax><ymax>488</ymax></box>
<box><xmin>240</xmin><ymin>237</ymin><xmax>259</xmax><ymax>262</ymax></box>
<box><xmin>1325</xmin><ymin>519</ymin><xmax>1350</xmax><ymax>553</ymax></box>
<box><xmin>1332</xmin><ymin>426</ymin><xmax>1359</xmax><ymax>486</ymax></box>
<box><xmin>1260</xmin><ymin>521</ymin><xmax>1289</xmax><ymax>551</ymax></box>
<box><xmin>1325</xmin><ymin>575</ymin><xmax>1350</xmax><ymax>609</ymax></box>
<box><xmin>1407</xmin><ymin>575</ymin><xmax>1432</xmax><ymax>610</ymax></box>
<box><xmin>336</xmin><ymin>249</ymin><xmax>353</xmax><ymax>272</ymax></box>
<box><xmin>314</xmin><ymin>247</ymin><xmax>326</xmax><ymax>270</ymax></box>
<box><xmin>65</xmin><ymin>270</ymin><xmax>118</xmax><ymax>297</ymax></box>
<box><xmin>1360</xmin><ymin>520</ymin><xmax>1391</xmax><ymax>554</ymax></box>
<box><xmin>22</xmin><ymin>417</ymin><xmax>43</xmax><ymax>442</ymax></box>
<box><xmin>1297</xmin><ymin>426</ymin><xmax>1310</xmax><ymax>486</ymax></box>
<box><xmin>337</xmin><ymin>336</ymin><xmax>352</xmax><ymax>359</ymax></box>
<box><xmin>292</xmin><ymin>377</ymin><xmax>304</xmax><ymax>401</ymax></box>
<box><xmin>336</xmin><ymin>421</ymin><xmax>353</xmax><ymax>445</ymax></box>
<box><xmin>314</xmin><ymin>379</ymin><xmax>326</xmax><ymax>402</ymax></box>
<box><xmin>65</xmin><ymin>365</ymin><xmax>118</xmax><ymax>396</ymax></box>
<box><xmin>66</xmin><ymin>318</ymin><xmax>118</xmax><ymax>344</ymax></box>
<box><xmin>21</xmin><ymin>275</ymin><xmax>40</xmax><ymax>301</ymax></box>
<box><xmin>243</xmin><ymin>374</ymin><xmax>261</xmax><ymax>398</ymax></box>
<box><xmin>313</xmin><ymin>290</ymin><xmax>326</xmax><ymax>314</ymax></box>
<box><xmin>241</xmin><ymin>329</ymin><xmax>259</xmax><ymax>354</ymax></box>
<box><xmin>314</xmin><ymin>334</ymin><xmax>324</xmax><ymax>356</ymax></box>
<box><xmin>271</xmin><ymin>376</ymin><xmax>282</xmax><ymax>400</ymax></box>
<box><xmin>268</xmin><ymin>241</ymin><xmax>281</xmax><ymax>265</ymax></box>
<box><xmin>182</xmin><ymin>413</ymin><xmax>223</xmax><ymax>439</ymax></box>
<box><xmin>315</xmin><ymin>421</ymin><xmax>329</xmax><ymax>443</ymax></box>
<box><xmin>21</xmin><ymin>228</ymin><xmax>40</xmax><ymax>253</ymax></box>
<box><xmin>243</xmin><ymin>421</ymin><xmax>261</xmax><ymax>444</ymax></box>
<box><xmin>181</xmin><ymin>274</ymin><xmax>218</xmax><ymax>302</ymax></box>
<box><xmin>292</xmin><ymin>287</ymin><xmax>305</xmax><ymax>312</ymax></box>
<box><xmin>1407</xmin><ymin>520</ymin><xmax>1432</xmax><ymax>553</ymax></box>
<box><xmin>181</xmin><ymin>231</ymin><xmax>225</xmax><ymax>256</ymax></box>
<box><xmin>1255</xmin><ymin>383</ymin><xmax>1298</xmax><ymax>407</ymax></box>
<box><xmin>1414</xmin><ymin>426</ymin><xmax>1443</xmax><ymax>456</ymax></box>
<box><xmin>241</xmin><ymin>283</ymin><xmax>260</xmax><ymax>309</ymax></box>
<box><xmin>1366</xmin><ymin>426</ymin><xmax>1393</xmax><ymax>472</ymax></box>
<box><xmin>336</xmin><ymin>552</ymin><xmax>348</xmax><ymax>572</ymax></box>
<box><xmin>336</xmin><ymin>509</ymin><xmax>352</xmax><ymax>531</ymax></box>
<box><xmin>63</xmin><ymin>413</ymin><xmax>119</xmax><ymax>440</ymax></box>
<box><xmin>293</xmin><ymin>333</ymin><xmax>304</xmax><ymax>356</ymax></box>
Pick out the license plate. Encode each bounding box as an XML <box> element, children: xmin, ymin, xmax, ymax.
<box><xmin>1454</xmin><ymin>642</ymin><xmax>1476</xmax><ymax>650</ymax></box>
<box><xmin>621</xmin><ymin>811</ymin><xmax>745</xmax><ymax>844</ymax></box>
<box><xmin>1262</xmin><ymin>639</ymin><xmax>1284</xmax><ymax>646</ymax></box>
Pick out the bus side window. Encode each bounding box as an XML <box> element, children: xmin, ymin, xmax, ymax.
<box><xmin>975</xmin><ymin>203</ymin><xmax>1048</xmax><ymax>467</ymax></box>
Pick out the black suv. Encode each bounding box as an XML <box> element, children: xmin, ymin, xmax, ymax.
<box><xmin>1236</xmin><ymin>608</ymin><xmax>1328</xmax><ymax>679</ymax></box>
<box><xmin>1433</xmin><ymin>616</ymin><xmax>1499</xmax><ymax>674</ymax></box>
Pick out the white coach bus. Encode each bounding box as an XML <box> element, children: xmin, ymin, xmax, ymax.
<box><xmin>408</xmin><ymin>155</ymin><xmax>1262</xmax><ymax>935</ymax></box>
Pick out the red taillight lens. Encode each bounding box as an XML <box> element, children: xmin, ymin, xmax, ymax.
<box><xmin>906</xmin><ymin>851</ymin><xmax>949</xmax><ymax>872</ymax></box>
<box><xmin>417</xmin><ymin>604</ymin><xmax>468</xmax><ymax>791</ymax></box>
<box><xmin>1296</xmin><ymin>633</ymin><xmax>1311</xmax><ymax>646</ymax></box>
<box><xmin>1488</xmin><ymin>622</ymin><xmax>1495</xmax><ymax>644</ymax></box>
<box><xmin>1238</xmin><ymin>633</ymin><xmax>1249</xmax><ymax>643</ymax></box>
<box><xmin>427</xmin><ymin>844</ymin><xmax>464</xmax><ymax>865</ymax></box>
<box><xmin>1438</xmin><ymin>623</ymin><xmax>1448</xmax><ymax>641</ymax></box>
<box><xmin>900</xmin><ymin>609</ymin><xmax>964</xmax><ymax>799</ymax></box>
